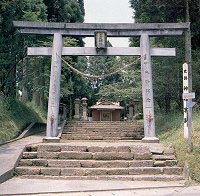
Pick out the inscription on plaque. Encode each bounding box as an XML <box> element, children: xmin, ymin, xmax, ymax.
<box><xmin>95</xmin><ymin>31</ymin><xmax>107</xmax><ymax>49</ymax></box>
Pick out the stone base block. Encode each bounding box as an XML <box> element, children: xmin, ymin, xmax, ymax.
<box><xmin>142</xmin><ymin>137</ymin><xmax>160</xmax><ymax>143</ymax></box>
<box><xmin>43</xmin><ymin>137</ymin><xmax>60</xmax><ymax>143</ymax></box>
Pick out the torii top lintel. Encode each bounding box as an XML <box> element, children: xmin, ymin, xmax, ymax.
<box><xmin>13</xmin><ymin>21</ymin><xmax>189</xmax><ymax>37</ymax></box>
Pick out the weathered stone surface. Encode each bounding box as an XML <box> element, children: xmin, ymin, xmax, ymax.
<box><xmin>129</xmin><ymin>160</ymin><xmax>154</xmax><ymax>167</ymax></box>
<box><xmin>38</xmin><ymin>145</ymin><xmax>61</xmax><ymax>152</ymax></box>
<box><xmin>163</xmin><ymin>167</ymin><xmax>183</xmax><ymax>175</ymax></box>
<box><xmin>19</xmin><ymin>159</ymin><xmax>32</xmax><ymax>166</ymax></box>
<box><xmin>15</xmin><ymin>167</ymin><xmax>40</xmax><ymax>175</ymax></box>
<box><xmin>48</xmin><ymin>160</ymin><xmax>81</xmax><ymax>168</ymax></box>
<box><xmin>87</xmin><ymin>146</ymin><xmax>103</xmax><ymax>152</ymax></box>
<box><xmin>85</xmin><ymin>168</ymin><xmax>107</xmax><ymax>176</ymax></box>
<box><xmin>142</xmin><ymin>167</ymin><xmax>163</xmax><ymax>175</ymax></box>
<box><xmin>153</xmin><ymin>155</ymin><xmax>176</xmax><ymax>160</ymax></box>
<box><xmin>94</xmin><ymin>160</ymin><xmax>129</xmax><ymax>168</ymax></box>
<box><xmin>154</xmin><ymin>161</ymin><xmax>166</xmax><ymax>167</ymax></box>
<box><xmin>80</xmin><ymin>160</ymin><xmax>94</xmax><ymax>168</ymax></box>
<box><xmin>72</xmin><ymin>135</ymin><xmax>90</xmax><ymax>140</ymax></box>
<box><xmin>89</xmin><ymin>136</ymin><xmax>103</xmax><ymax>140</ymax></box>
<box><xmin>32</xmin><ymin>159</ymin><xmax>48</xmax><ymax>167</ymax></box>
<box><xmin>164</xmin><ymin>147</ymin><xmax>175</xmax><ymax>155</ymax></box>
<box><xmin>103</xmin><ymin>146</ymin><xmax>117</xmax><ymax>152</ymax></box>
<box><xmin>117</xmin><ymin>146</ymin><xmax>130</xmax><ymax>152</ymax></box>
<box><xmin>61</xmin><ymin>145</ymin><xmax>87</xmax><ymax>152</ymax></box>
<box><xmin>61</xmin><ymin>168</ymin><xmax>85</xmax><ymax>176</ymax></box>
<box><xmin>22</xmin><ymin>152</ymin><xmax>37</xmax><ymax>159</ymax></box>
<box><xmin>40</xmin><ymin>168</ymin><xmax>60</xmax><ymax>176</ymax></box>
<box><xmin>131</xmin><ymin>146</ymin><xmax>152</xmax><ymax>160</ymax></box>
<box><xmin>149</xmin><ymin>147</ymin><xmax>164</xmax><ymax>154</ymax></box>
<box><xmin>93</xmin><ymin>152</ymin><xmax>133</xmax><ymax>160</ymax></box>
<box><xmin>59</xmin><ymin>152</ymin><xmax>92</xmax><ymax>160</ymax></box>
<box><xmin>129</xmin><ymin>168</ymin><xmax>143</xmax><ymax>175</ymax></box>
<box><xmin>107</xmin><ymin>168</ymin><xmax>129</xmax><ymax>175</ymax></box>
<box><xmin>37</xmin><ymin>152</ymin><xmax>59</xmax><ymax>159</ymax></box>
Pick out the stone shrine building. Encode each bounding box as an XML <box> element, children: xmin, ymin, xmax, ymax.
<box><xmin>90</xmin><ymin>100</ymin><xmax>124</xmax><ymax>121</ymax></box>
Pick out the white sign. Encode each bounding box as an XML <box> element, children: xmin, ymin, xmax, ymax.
<box><xmin>95</xmin><ymin>31</ymin><xmax>107</xmax><ymax>49</ymax></box>
<box><xmin>182</xmin><ymin>92</ymin><xmax>195</xmax><ymax>100</ymax></box>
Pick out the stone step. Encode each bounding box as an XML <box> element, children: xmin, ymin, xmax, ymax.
<box><xmin>61</xmin><ymin>135</ymin><xmax>139</xmax><ymax>140</ymax></box>
<box><xmin>63</xmin><ymin>129</ymin><xmax>144</xmax><ymax>134</ymax></box>
<box><xmin>24</xmin><ymin>145</ymin><xmax>175</xmax><ymax>156</ymax></box>
<box><xmin>66</xmin><ymin>121</ymin><xmax>143</xmax><ymax>124</ymax></box>
<box><xmin>19</xmin><ymin>159</ymin><xmax>156</xmax><ymax>168</ymax></box>
<box><xmin>33</xmin><ymin>151</ymin><xmax>135</xmax><ymax>160</ymax></box>
<box><xmin>22</xmin><ymin>149</ymin><xmax>176</xmax><ymax>161</ymax></box>
<box><xmin>62</xmin><ymin>134</ymin><xmax>141</xmax><ymax>139</ymax></box>
<box><xmin>64</xmin><ymin>126</ymin><xmax>143</xmax><ymax>129</ymax></box>
<box><xmin>64</xmin><ymin>128</ymin><xmax>143</xmax><ymax>131</ymax></box>
<box><xmin>19</xmin><ymin>174</ymin><xmax>186</xmax><ymax>182</ymax></box>
<box><xmin>15</xmin><ymin>166</ymin><xmax>183</xmax><ymax>176</ymax></box>
<box><xmin>63</xmin><ymin>130</ymin><xmax>143</xmax><ymax>134</ymax></box>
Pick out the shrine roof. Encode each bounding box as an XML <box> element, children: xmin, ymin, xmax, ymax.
<box><xmin>90</xmin><ymin>100</ymin><xmax>124</xmax><ymax>110</ymax></box>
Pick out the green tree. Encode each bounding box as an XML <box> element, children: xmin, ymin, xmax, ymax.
<box><xmin>0</xmin><ymin>0</ymin><xmax>47</xmax><ymax>97</ymax></box>
<box><xmin>129</xmin><ymin>0</ymin><xmax>199</xmax><ymax>112</ymax></box>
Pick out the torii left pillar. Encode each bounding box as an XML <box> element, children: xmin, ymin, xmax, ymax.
<box><xmin>44</xmin><ymin>33</ymin><xmax>63</xmax><ymax>141</ymax></box>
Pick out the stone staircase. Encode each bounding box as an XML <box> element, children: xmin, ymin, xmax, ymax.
<box><xmin>15</xmin><ymin>142</ymin><xmax>186</xmax><ymax>182</ymax></box>
<box><xmin>62</xmin><ymin>121</ymin><xmax>144</xmax><ymax>140</ymax></box>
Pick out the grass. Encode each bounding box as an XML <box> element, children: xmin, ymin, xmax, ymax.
<box><xmin>0</xmin><ymin>98</ymin><xmax>46</xmax><ymax>143</ymax></box>
<box><xmin>156</xmin><ymin>109</ymin><xmax>200</xmax><ymax>183</ymax></box>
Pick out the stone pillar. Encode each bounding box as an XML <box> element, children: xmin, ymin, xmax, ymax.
<box><xmin>74</xmin><ymin>98</ymin><xmax>81</xmax><ymax>120</ymax></box>
<box><xmin>46</xmin><ymin>33</ymin><xmax>63</xmax><ymax>138</ymax></box>
<box><xmin>81</xmin><ymin>97</ymin><xmax>88</xmax><ymax>121</ymax></box>
<box><xmin>140</xmin><ymin>34</ymin><xmax>159</xmax><ymax>143</ymax></box>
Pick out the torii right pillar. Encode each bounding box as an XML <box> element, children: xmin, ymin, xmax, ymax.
<box><xmin>140</xmin><ymin>33</ymin><xmax>159</xmax><ymax>143</ymax></box>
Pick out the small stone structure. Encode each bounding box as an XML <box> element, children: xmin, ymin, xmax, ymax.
<box><xmin>90</xmin><ymin>100</ymin><xmax>124</xmax><ymax>121</ymax></box>
<box><xmin>74</xmin><ymin>98</ymin><xmax>81</xmax><ymax>120</ymax></box>
<box><xmin>81</xmin><ymin>97</ymin><xmax>88</xmax><ymax>121</ymax></box>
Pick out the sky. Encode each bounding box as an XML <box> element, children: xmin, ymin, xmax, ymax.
<box><xmin>84</xmin><ymin>0</ymin><xmax>134</xmax><ymax>47</ymax></box>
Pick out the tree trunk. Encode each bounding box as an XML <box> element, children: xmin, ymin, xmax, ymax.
<box><xmin>32</xmin><ymin>59</ymin><xmax>40</xmax><ymax>106</ymax></box>
<box><xmin>32</xmin><ymin>91</ymin><xmax>40</xmax><ymax>106</ymax></box>
<box><xmin>21</xmin><ymin>59</ymin><xmax>29</xmax><ymax>102</ymax></box>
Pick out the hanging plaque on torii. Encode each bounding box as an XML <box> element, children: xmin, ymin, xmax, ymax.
<box><xmin>13</xmin><ymin>21</ymin><xmax>189</xmax><ymax>143</ymax></box>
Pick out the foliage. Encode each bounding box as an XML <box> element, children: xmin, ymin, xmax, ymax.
<box><xmin>156</xmin><ymin>109</ymin><xmax>200</xmax><ymax>182</ymax></box>
<box><xmin>96</xmin><ymin>56</ymin><xmax>142</xmax><ymax>102</ymax></box>
<box><xmin>0</xmin><ymin>97</ymin><xmax>46</xmax><ymax>143</ymax></box>
<box><xmin>43</xmin><ymin>0</ymin><xmax>84</xmax><ymax>22</ymax></box>
<box><xmin>129</xmin><ymin>0</ymin><xmax>200</xmax><ymax>112</ymax></box>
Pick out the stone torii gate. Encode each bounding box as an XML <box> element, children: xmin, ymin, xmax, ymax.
<box><xmin>13</xmin><ymin>21</ymin><xmax>189</xmax><ymax>143</ymax></box>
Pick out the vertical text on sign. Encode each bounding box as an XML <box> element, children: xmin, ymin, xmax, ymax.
<box><xmin>95</xmin><ymin>31</ymin><xmax>107</xmax><ymax>49</ymax></box>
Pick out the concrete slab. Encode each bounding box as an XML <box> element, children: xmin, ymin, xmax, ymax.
<box><xmin>0</xmin><ymin>133</ymin><xmax>44</xmax><ymax>183</ymax></box>
<box><xmin>24</xmin><ymin>186</ymin><xmax>200</xmax><ymax>196</ymax></box>
<box><xmin>0</xmin><ymin>178</ymin><xmax>186</xmax><ymax>195</ymax></box>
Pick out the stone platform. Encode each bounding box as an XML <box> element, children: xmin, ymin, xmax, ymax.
<box><xmin>15</xmin><ymin>141</ymin><xmax>186</xmax><ymax>182</ymax></box>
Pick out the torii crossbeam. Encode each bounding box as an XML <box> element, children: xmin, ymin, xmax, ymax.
<box><xmin>13</xmin><ymin>21</ymin><xmax>189</xmax><ymax>143</ymax></box>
